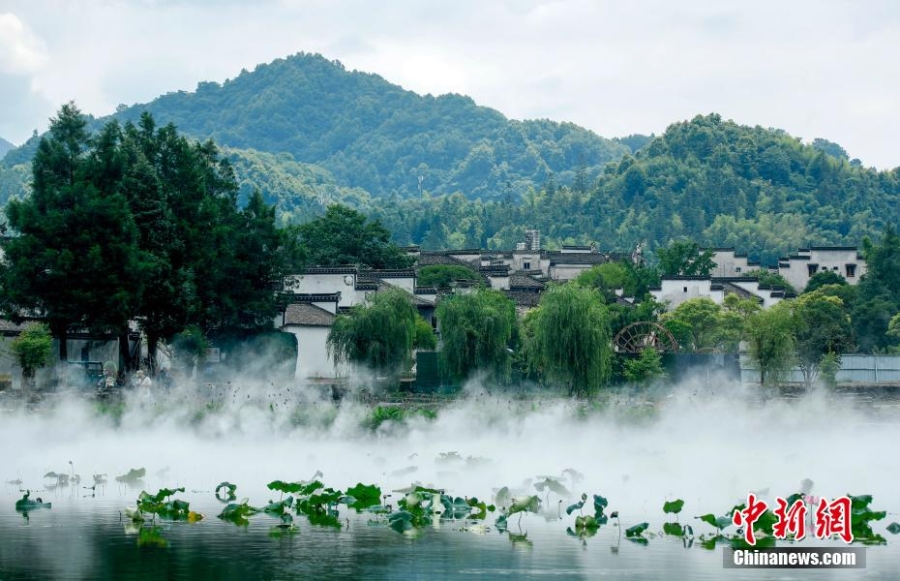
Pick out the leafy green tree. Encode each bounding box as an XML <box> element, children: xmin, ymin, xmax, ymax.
<box><xmin>819</xmin><ymin>351</ymin><xmax>841</xmax><ymax>388</ymax></box>
<box><xmin>811</xmin><ymin>138</ymin><xmax>848</xmax><ymax>160</ymax></box>
<box><xmin>853</xmin><ymin>227</ymin><xmax>900</xmax><ymax>352</ymax></box>
<box><xmin>1</xmin><ymin>103</ymin><xmax>143</xmax><ymax>363</ymax></box>
<box><xmin>1</xmin><ymin>107</ymin><xmax>290</xmax><ymax>372</ymax></box>
<box><xmin>574</xmin><ymin>262</ymin><xmax>629</xmax><ymax>302</ymax></box>
<box><xmin>416</xmin><ymin>265</ymin><xmax>481</xmax><ymax>291</ymax></box>
<box><xmin>656</xmin><ymin>240</ymin><xmax>715</xmax><ymax>276</ymax></box>
<box><xmin>298</xmin><ymin>204</ymin><xmax>413</xmax><ymax>269</ymax></box>
<box><xmin>607</xmin><ymin>295</ymin><xmax>666</xmax><ymax>340</ymax></box>
<box><xmin>414</xmin><ymin>316</ymin><xmax>437</xmax><ymax>351</ymax></box>
<box><xmin>804</xmin><ymin>270</ymin><xmax>847</xmax><ymax>293</ymax></box>
<box><xmin>661</xmin><ymin>298</ymin><xmax>722</xmax><ymax>352</ymax></box>
<box><xmin>326</xmin><ymin>287</ymin><xmax>418</xmax><ymax>380</ymax></box>
<box><xmin>574</xmin><ymin>260</ymin><xmax>661</xmax><ymax>304</ymax></box>
<box><xmin>716</xmin><ymin>293</ymin><xmax>761</xmax><ymax>352</ymax></box>
<box><xmin>172</xmin><ymin>324</ymin><xmax>209</xmax><ymax>375</ymax></box>
<box><xmin>435</xmin><ymin>289</ymin><xmax>517</xmax><ymax>383</ymax></box>
<box><xmin>788</xmin><ymin>292</ymin><xmax>853</xmax><ymax>387</ymax></box>
<box><xmin>524</xmin><ymin>284</ymin><xmax>612</xmax><ymax>396</ymax></box>
<box><xmin>661</xmin><ymin>319</ymin><xmax>693</xmax><ymax>352</ymax></box>
<box><xmin>11</xmin><ymin>323</ymin><xmax>53</xmax><ymax>389</ymax></box>
<box><xmin>743</xmin><ymin>269</ymin><xmax>796</xmax><ymax>295</ymax></box>
<box><xmin>120</xmin><ymin>115</ymin><xmax>290</xmax><ymax>367</ymax></box>
<box><xmin>622</xmin><ymin>347</ymin><xmax>666</xmax><ymax>384</ymax></box>
<box><xmin>744</xmin><ymin>303</ymin><xmax>795</xmax><ymax>386</ymax></box>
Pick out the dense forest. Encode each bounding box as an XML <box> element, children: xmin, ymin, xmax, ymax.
<box><xmin>3</xmin><ymin>53</ymin><xmax>900</xmax><ymax>264</ymax></box>
<box><xmin>361</xmin><ymin>113</ymin><xmax>900</xmax><ymax>264</ymax></box>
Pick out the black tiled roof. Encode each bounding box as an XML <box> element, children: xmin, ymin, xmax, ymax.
<box><xmin>548</xmin><ymin>253</ymin><xmax>608</xmax><ymax>265</ymax></box>
<box><xmin>509</xmin><ymin>273</ymin><xmax>545</xmax><ymax>290</ymax></box>
<box><xmin>364</xmin><ymin>269</ymin><xmax>416</xmax><ymax>279</ymax></box>
<box><xmin>504</xmin><ymin>290</ymin><xmax>542</xmax><ymax>307</ymax></box>
<box><xmin>303</xmin><ymin>266</ymin><xmax>358</xmax><ymax>275</ymax></box>
<box><xmin>284</xmin><ymin>303</ymin><xmax>335</xmax><ymax>327</ymax></box>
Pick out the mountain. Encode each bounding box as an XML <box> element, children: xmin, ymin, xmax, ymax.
<box><xmin>100</xmin><ymin>52</ymin><xmax>627</xmax><ymax>200</ymax></box>
<box><xmin>0</xmin><ymin>137</ymin><xmax>14</xmax><ymax>158</ymax></box>
<box><xmin>362</xmin><ymin>114</ymin><xmax>900</xmax><ymax>263</ymax></box>
<box><xmin>2</xmin><ymin>53</ymin><xmax>897</xmax><ymax>262</ymax></box>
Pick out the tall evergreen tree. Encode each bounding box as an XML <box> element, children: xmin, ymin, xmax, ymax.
<box><xmin>2</xmin><ymin>103</ymin><xmax>143</xmax><ymax>363</ymax></box>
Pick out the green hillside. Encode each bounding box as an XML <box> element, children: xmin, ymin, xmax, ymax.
<box><xmin>98</xmin><ymin>52</ymin><xmax>627</xmax><ymax>200</ymax></box>
<box><xmin>363</xmin><ymin>114</ymin><xmax>900</xmax><ymax>263</ymax></box>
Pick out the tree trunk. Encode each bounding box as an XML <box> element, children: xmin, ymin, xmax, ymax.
<box><xmin>56</xmin><ymin>325</ymin><xmax>68</xmax><ymax>362</ymax></box>
<box><xmin>119</xmin><ymin>331</ymin><xmax>132</xmax><ymax>373</ymax></box>
<box><xmin>147</xmin><ymin>332</ymin><xmax>159</xmax><ymax>375</ymax></box>
<box><xmin>50</xmin><ymin>321</ymin><xmax>68</xmax><ymax>390</ymax></box>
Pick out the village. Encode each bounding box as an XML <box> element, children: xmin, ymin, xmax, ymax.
<box><xmin>2</xmin><ymin>230</ymin><xmax>890</xmax><ymax>395</ymax></box>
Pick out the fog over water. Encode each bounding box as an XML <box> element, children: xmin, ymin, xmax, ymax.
<box><xmin>2</xmin><ymin>372</ymin><xmax>897</xmax><ymax>519</ymax></box>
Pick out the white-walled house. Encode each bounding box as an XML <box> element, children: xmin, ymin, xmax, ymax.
<box><xmin>777</xmin><ymin>247</ymin><xmax>865</xmax><ymax>292</ymax></box>
<box><xmin>710</xmin><ymin>248</ymin><xmax>756</xmax><ymax>277</ymax></box>
<box><xmin>710</xmin><ymin>246</ymin><xmax>866</xmax><ymax>292</ymax></box>
<box><xmin>651</xmin><ymin>276</ymin><xmax>788</xmax><ymax>310</ymax></box>
<box><xmin>277</xmin><ymin>267</ymin><xmax>432</xmax><ymax>381</ymax></box>
<box><xmin>276</xmin><ymin>293</ymin><xmax>346</xmax><ymax>381</ymax></box>
<box><xmin>651</xmin><ymin>276</ymin><xmax>725</xmax><ymax>309</ymax></box>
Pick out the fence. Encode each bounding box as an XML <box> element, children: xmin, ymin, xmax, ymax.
<box><xmin>740</xmin><ymin>354</ymin><xmax>900</xmax><ymax>386</ymax></box>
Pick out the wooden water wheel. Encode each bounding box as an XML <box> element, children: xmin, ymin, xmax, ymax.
<box><xmin>614</xmin><ymin>322</ymin><xmax>679</xmax><ymax>353</ymax></box>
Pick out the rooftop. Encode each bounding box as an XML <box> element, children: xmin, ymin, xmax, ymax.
<box><xmin>284</xmin><ymin>303</ymin><xmax>336</xmax><ymax>327</ymax></box>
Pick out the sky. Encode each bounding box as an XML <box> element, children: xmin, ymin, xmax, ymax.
<box><xmin>2</xmin><ymin>0</ymin><xmax>900</xmax><ymax>168</ymax></box>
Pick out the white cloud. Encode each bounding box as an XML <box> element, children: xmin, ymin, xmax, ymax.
<box><xmin>0</xmin><ymin>12</ymin><xmax>47</xmax><ymax>74</ymax></box>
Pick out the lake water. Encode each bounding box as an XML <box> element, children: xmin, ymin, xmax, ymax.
<box><xmin>2</xmin><ymin>489</ymin><xmax>898</xmax><ymax>580</ymax></box>
<box><xmin>2</xmin><ymin>385</ymin><xmax>900</xmax><ymax>580</ymax></box>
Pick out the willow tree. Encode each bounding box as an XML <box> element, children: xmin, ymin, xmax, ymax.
<box><xmin>435</xmin><ymin>288</ymin><xmax>517</xmax><ymax>383</ymax></box>
<box><xmin>525</xmin><ymin>284</ymin><xmax>612</xmax><ymax>396</ymax></box>
<box><xmin>326</xmin><ymin>288</ymin><xmax>418</xmax><ymax>380</ymax></box>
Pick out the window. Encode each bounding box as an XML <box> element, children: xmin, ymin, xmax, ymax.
<box><xmin>808</xmin><ymin>264</ymin><xmax>819</xmax><ymax>277</ymax></box>
<box><xmin>735</xmin><ymin>267</ymin><xmax>742</xmax><ymax>273</ymax></box>
<box><xmin>523</xmin><ymin>261</ymin><xmax>531</xmax><ymax>270</ymax></box>
<box><xmin>846</xmin><ymin>264</ymin><xmax>856</xmax><ymax>278</ymax></box>
<box><xmin>683</xmin><ymin>286</ymin><xmax>688</xmax><ymax>293</ymax></box>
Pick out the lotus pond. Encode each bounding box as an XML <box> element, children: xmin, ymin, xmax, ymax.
<box><xmin>2</xmin><ymin>383</ymin><xmax>900</xmax><ymax>579</ymax></box>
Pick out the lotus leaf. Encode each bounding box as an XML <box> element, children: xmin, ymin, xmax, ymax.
<box><xmin>663</xmin><ymin>522</ymin><xmax>684</xmax><ymax>536</ymax></box>
<box><xmin>663</xmin><ymin>499</ymin><xmax>684</xmax><ymax>515</ymax></box>
<box><xmin>116</xmin><ymin>468</ymin><xmax>146</xmax><ymax>484</ymax></box>
<box><xmin>215</xmin><ymin>482</ymin><xmax>237</xmax><ymax>502</ymax></box>
<box><xmin>625</xmin><ymin>522</ymin><xmax>649</xmax><ymax>537</ymax></box>
<box><xmin>14</xmin><ymin>491</ymin><xmax>51</xmax><ymax>512</ymax></box>
<box><xmin>508</xmin><ymin>495</ymin><xmax>540</xmax><ymax>516</ymax></box>
<box><xmin>218</xmin><ymin>501</ymin><xmax>260</xmax><ymax>526</ymax></box>
<box><xmin>593</xmin><ymin>494</ymin><xmax>608</xmax><ymax>515</ymax></box>
<box><xmin>345</xmin><ymin>483</ymin><xmax>382</xmax><ymax>510</ymax></box>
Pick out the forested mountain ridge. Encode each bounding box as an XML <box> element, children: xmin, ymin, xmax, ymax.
<box><xmin>2</xmin><ymin>52</ymin><xmax>626</xmax><ymax>202</ymax></box>
<box><xmin>356</xmin><ymin>114</ymin><xmax>900</xmax><ymax>264</ymax></box>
